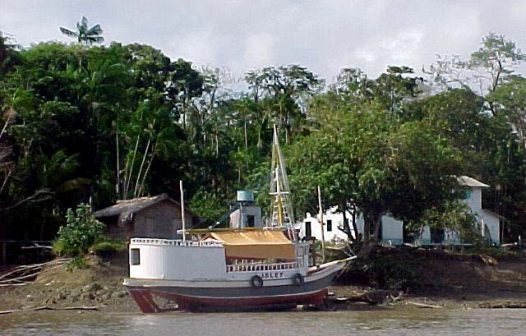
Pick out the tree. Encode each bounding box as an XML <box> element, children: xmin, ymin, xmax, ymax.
<box><xmin>371</xmin><ymin>66</ymin><xmax>423</xmax><ymax>115</ymax></box>
<box><xmin>0</xmin><ymin>31</ymin><xmax>19</xmax><ymax>77</ymax></box>
<box><xmin>470</xmin><ymin>33</ymin><xmax>525</xmax><ymax>94</ymax></box>
<box><xmin>487</xmin><ymin>76</ymin><xmax>526</xmax><ymax>148</ymax></box>
<box><xmin>288</xmin><ymin>92</ymin><xmax>464</xmax><ymax>256</ymax></box>
<box><xmin>0</xmin><ymin>109</ymin><xmax>14</xmax><ymax>196</ymax></box>
<box><xmin>245</xmin><ymin>65</ymin><xmax>322</xmax><ymax>143</ymax></box>
<box><xmin>60</xmin><ymin>17</ymin><xmax>104</xmax><ymax>45</ymax></box>
<box><xmin>424</xmin><ymin>33</ymin><xmax>524</xmax><ymax>98</ymax></box>
<box><xmin>167</xmin><ymin>58</ymin><xmax>204</xmax><ymax>130</ymax></box>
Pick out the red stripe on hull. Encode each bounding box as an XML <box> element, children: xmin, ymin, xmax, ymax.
<box><xmin>129</xmin><ymin>289</ymin><xmax>162</xmax><ymax>313</ymax></box>
<box><xmin>128</xmin><ymin>288</ymin><xmax>328</xmax><ymax>313</ymax></box>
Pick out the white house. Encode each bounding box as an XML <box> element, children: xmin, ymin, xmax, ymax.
<box><xmin>296</xmin><ymin>176</ymin><xmax>501</xmax><ymax>246</ymax></box>
<box><xmin>297</xmin><ymin>209</ymin><xmax>403</xmax><ymax>246</ymax></box>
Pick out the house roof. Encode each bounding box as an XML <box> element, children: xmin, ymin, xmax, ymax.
<box><xmin>457</xmin><ymin>176</ymin><xmax>490</xmax><ymax>188</ymax></box>
<box><xmin>480</xmin><ymin>209</ymin><xmax>506</xmax><ymax>221</ymax></box>
<box><xmin>94</xmin><ymin>193</ymin><xmax>183</xmax><ymax>218</ymax></box>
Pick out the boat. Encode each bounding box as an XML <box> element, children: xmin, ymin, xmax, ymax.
<box><xmin>123</xmin><ymin>127</ymin><xmax>355</xmax><ymax>312</ymax></box>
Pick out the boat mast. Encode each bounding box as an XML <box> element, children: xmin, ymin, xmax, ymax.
<box><xmin>269</xmin><ymin>126</ymin><xmax>296</xmax><ymax>240</ymax></box>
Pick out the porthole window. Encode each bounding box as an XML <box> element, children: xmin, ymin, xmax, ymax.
<box><xmin>130</xmin><ymin>248</ymin><xmax>141</xmax><ymax>265</ymax></box>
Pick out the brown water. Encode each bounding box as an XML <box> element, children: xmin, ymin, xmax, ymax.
<box><xmin>1</xmin><ymin>308</ymin><xmax>525</xmax><ymax>335</ymax></box>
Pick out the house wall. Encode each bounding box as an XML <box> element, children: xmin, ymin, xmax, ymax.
<box><xmin>479</xmin><ymin>210</ymin><xmax>500</xmax><ymax>244</ymax></box>
<box><xmin>354</xmin><ymin>215</ymin><xmax>403</xmax><ymax>245</ymax></box>
<box><xmin>101</xmin><ymin>215</ymin><xmax>130</xmax><ymax>239</ymax></box>
<box><xmin>411</xmin><ymin>187</ymin><xmax>500</xmax><ymax>246</ymax></box>
<box><xmin>415</xmin><ymin>227</ymin><xmax>460</xmax><ymax>245</ymax></box>
<box><xmin>298</xmin><ymin>212</ymin><xmax>352</xmax><ymax>243</ymax></box>
<box><xmin>133</xmin><ymin>201</ymin><xmax>193</xmax><ymax>239</ymax></box>
<box><xmin>381</xmin><ymin>216</ymin><xmax>404</xmax><ymax>246</ymax></box>
<box><xmin>297</xmin><ymin>211</ymin><xmax>403</xmax><ymax>245</ymax></box>
<box><xmin>465</xmin><ymin>188</ymin><xmax>482</xmax><ymax>211</ymax></box>
<box><xmin>297</xmin><ymin>178</ymin><xmax>500</xmax><ymax>246</ymax></box>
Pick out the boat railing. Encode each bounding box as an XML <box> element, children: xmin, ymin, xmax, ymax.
<box><xmin>130</xmin><ymin>238</ymin><xmax>223</xmax><ymax>247</ymax></box>
<box><xmin>226</xmin><ymin>261</ymin><xmax>299</xmax><ymax>273</ymax></box>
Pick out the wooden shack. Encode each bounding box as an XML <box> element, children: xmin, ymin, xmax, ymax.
<box><xmin>94</xmin><ymin>194</ymin><xmax>197</xmax><ymax>240</ymax></box>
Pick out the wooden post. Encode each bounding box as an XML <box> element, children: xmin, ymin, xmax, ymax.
<box><xmin>318</xmin><ymin>186</ymin><xmax>326</xmax><ymax>263</ymax></box>
<box><xmin>1</xmin><ymin>242</ymin><xmax>6</xmax><ymax>266</ymax></box>
<box><xmin>180</xmin><ymin>180</ymin><xmax>186</xmax><ymax>242</ymax></box>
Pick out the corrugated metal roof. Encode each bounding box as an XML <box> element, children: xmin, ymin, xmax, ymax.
<box><xmin>457</xmin><ymin>176</ymin><xmax>490</xmax><ymax>188</ymax></box>
<box><xmin>94</xmin><ymin>193</ymin><xmax>178</xmax><ymax>218</ymax></box>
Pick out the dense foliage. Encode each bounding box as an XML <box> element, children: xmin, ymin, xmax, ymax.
<box><xmin>1</xmin><ymin>30</ymin><xmax>526</xmax><ymax>250</ymax></box>
<box><xmin>52</xmin><ymin>203</ymin><xmax>105</xmax><ymax>256</ymax></box>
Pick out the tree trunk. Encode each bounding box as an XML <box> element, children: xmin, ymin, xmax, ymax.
<box><xmin>133</xmin><ymin>138</ymin><xmax>151</xmax><ymax>197</ymax></box>
<box><xmin>340</xmin><ymin>202</ymin><xmax>355</xmax><ymax>242</ymax></box>
<box><xmin>123</xmin><ymin>134</ymin><xmax>140</xmax><ymax>199</ymax></box>
<box><xmin>115</xmin><ymin>122</ymin><xmax>120</xmax><ymax>197</ymax></box>
<box><xmin>244</xmin><ymin>118</ymin><xmax>248</xmax><ymax>151</ymax></box>
<box><xmin>137</xmin><ymin>148</ymin><xmax>155</xmax><ymax>197</ymax></box>
<box><xmin>359</xmin><ymin>210</ymin><xmax>383</xmax><ymax>259</ymax></box>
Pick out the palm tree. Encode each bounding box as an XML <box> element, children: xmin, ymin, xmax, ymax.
<box><xmin>60</xmin><ymin>17</ymin><xmax>104</xmax><ymax>45</ymax></box>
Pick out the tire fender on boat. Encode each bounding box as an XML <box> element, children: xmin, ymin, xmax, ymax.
<box><xmin>292</xmin><ymin>273</ymin><xmax>304</xmax><ymax>286</ymax></box>
<box><xmin>250</xmin><ymin>275</ymin><xmax>264</xmax><ymax>288</ymax></box>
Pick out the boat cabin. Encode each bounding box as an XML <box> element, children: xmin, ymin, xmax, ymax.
<box><xmin>228</xmin><ymin>191</ymin><xmax>262</xmax><ymax>228</ymax></box>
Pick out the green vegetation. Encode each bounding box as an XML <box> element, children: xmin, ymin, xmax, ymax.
<box><xmin>52</xmin><ymin>203</ymin><xmax>124</xmax><ymax>269</ymax></box>
<box><xmin>52</xmin><ymin>203</ymin><xmax>105</xmax><ymax>257</ymax></box>
<box><xmin>1</xmin><ymin>26</ymin><xmax>526</xmax><ymax>255</ymax></box>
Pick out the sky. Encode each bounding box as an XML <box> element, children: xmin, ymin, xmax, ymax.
<box><xmin>1</xmin><ymin>0</ymin><xmax>526</xmax><ymax>83</ymax></box>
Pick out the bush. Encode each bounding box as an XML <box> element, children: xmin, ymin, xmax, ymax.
<box><xmin>53</xmin><ymin>203</ymin><xmax>105</xmax><ymax>257</ymax></box>
<box><xmin>90</xmin><ymin>239</ymin><xmax>126</xmax><ymax>258</ymax></box>
<box><xmin>66</xmin><ymin>255</ymin><xmax>89</xmax><ymax>271</ymax></box>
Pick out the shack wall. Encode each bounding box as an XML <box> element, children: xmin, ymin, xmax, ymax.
<box><xmin>133</xmin><ymin>200</ymin><xmax>193</xmax><ymax>239</ymax></box>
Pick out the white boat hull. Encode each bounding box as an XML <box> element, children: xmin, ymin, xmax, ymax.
<box><xmin>124</xmin><ymin>259</ymin><xmax>350</xmax><ymax>312</ymax></box>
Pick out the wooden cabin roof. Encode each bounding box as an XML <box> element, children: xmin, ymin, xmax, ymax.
<box><xmin>94</xmin><ymin>193</ymin><xmax>186</xmax><ymax>218</ymax></box>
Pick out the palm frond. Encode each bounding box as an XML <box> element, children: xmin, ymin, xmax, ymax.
<box><xmin>87</xmin><ymin>24</ymin><xmax>103</xmax><ymax>35</ymax></box>
<box><xmin>80</xmin><ymin>16</ymin><xmax>88</xmax><ymax>29</ymax></box>
<box><xmin>88</xmin><ymin>36</ymin><xmax>104</xmax><ymax>44</ymax></box>
<box><xmin>59</xmin><ymin>27</ymin><xmax>78</xmax><ymax>38</ymax></box>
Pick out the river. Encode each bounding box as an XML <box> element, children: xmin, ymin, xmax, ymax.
<box><xmin>1</xmin><ymin>308</ymin><xmax>525</xmax><ymax>335</ymax></box>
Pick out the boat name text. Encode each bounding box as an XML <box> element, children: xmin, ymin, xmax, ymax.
<box><xmin>260</xmin><ymin>271</ymin><xmax>285</xmax><ymax>279</ymax></box>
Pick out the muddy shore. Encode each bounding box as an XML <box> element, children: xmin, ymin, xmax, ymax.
<box><xmin>1</xmin><ymin>250</ymin><xmax>526</xmax><ymax>313</ymax></box>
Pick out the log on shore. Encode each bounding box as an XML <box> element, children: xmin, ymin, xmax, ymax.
<box><xmin>328</xmin><ymin>290</ymin><xmax>403</xmax><ymax>305</ymax></box>
<box><xmin>406</xmin><ymin>301</ymin><xmax>442</xmax><ymax>309</ymax></box>
<box><xmin>0</xmin><ymin>305</ymin><xmax>100</xmax><ymax>315</ymax></box>
<box><xmin>479</xmin><ymin>302</ymin><xmax>526</xmax><ymax>309</ymax></box>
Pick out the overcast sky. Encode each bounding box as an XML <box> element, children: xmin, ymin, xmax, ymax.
<box><xmin>1</xmin><ymin>1</ymin><xmax>525</xmax><ymax>82</ymax></box>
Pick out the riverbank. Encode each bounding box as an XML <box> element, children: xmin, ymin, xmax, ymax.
<box><xmin>333</xmin><ymin>246</ymin><xmax>526</xmax><ymax>309</ymax></box>
<box><xmin>0</xmin><ymin>254</ymin><xmax>139</xmax><ymax>313</ymax></box>
<box><xmin>1</xmin><ymin>248</ymin><xmax>526</xmax><ymax>313</ymax></box>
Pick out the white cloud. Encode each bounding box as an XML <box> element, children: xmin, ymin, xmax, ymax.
<box><xmin>242</xmin><ymin>33</ymin><xmax>276</xmax><ymax>71</ymax></box>
<box><xmin>1</xmin><ymin>0</ymin><xmax>525</xmax><ymax>82</ymax></box>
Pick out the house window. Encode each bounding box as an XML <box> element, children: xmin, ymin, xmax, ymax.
<box><xmin>305</xmin><ymin>221</ymin><xmax>312</xmax><ymax>238</ymax></box>
<box><xmin>247</xmin><ymin>215</ymin><xmax>255</xmax><ymax>227</ymax></box>
<box><xmin>431</xmin><ymin>228</ymin><xmax>445</xmax><ymax>244</ymax></box>
<box><xmin>130</xmin><ymin>248</ymin><xmax>141</xmax><ymax>265</ymax></box>
<box><xmin>326</xmin><ymin>219</ymin><xmax>332</xmax><ymax>232</ymax></box>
